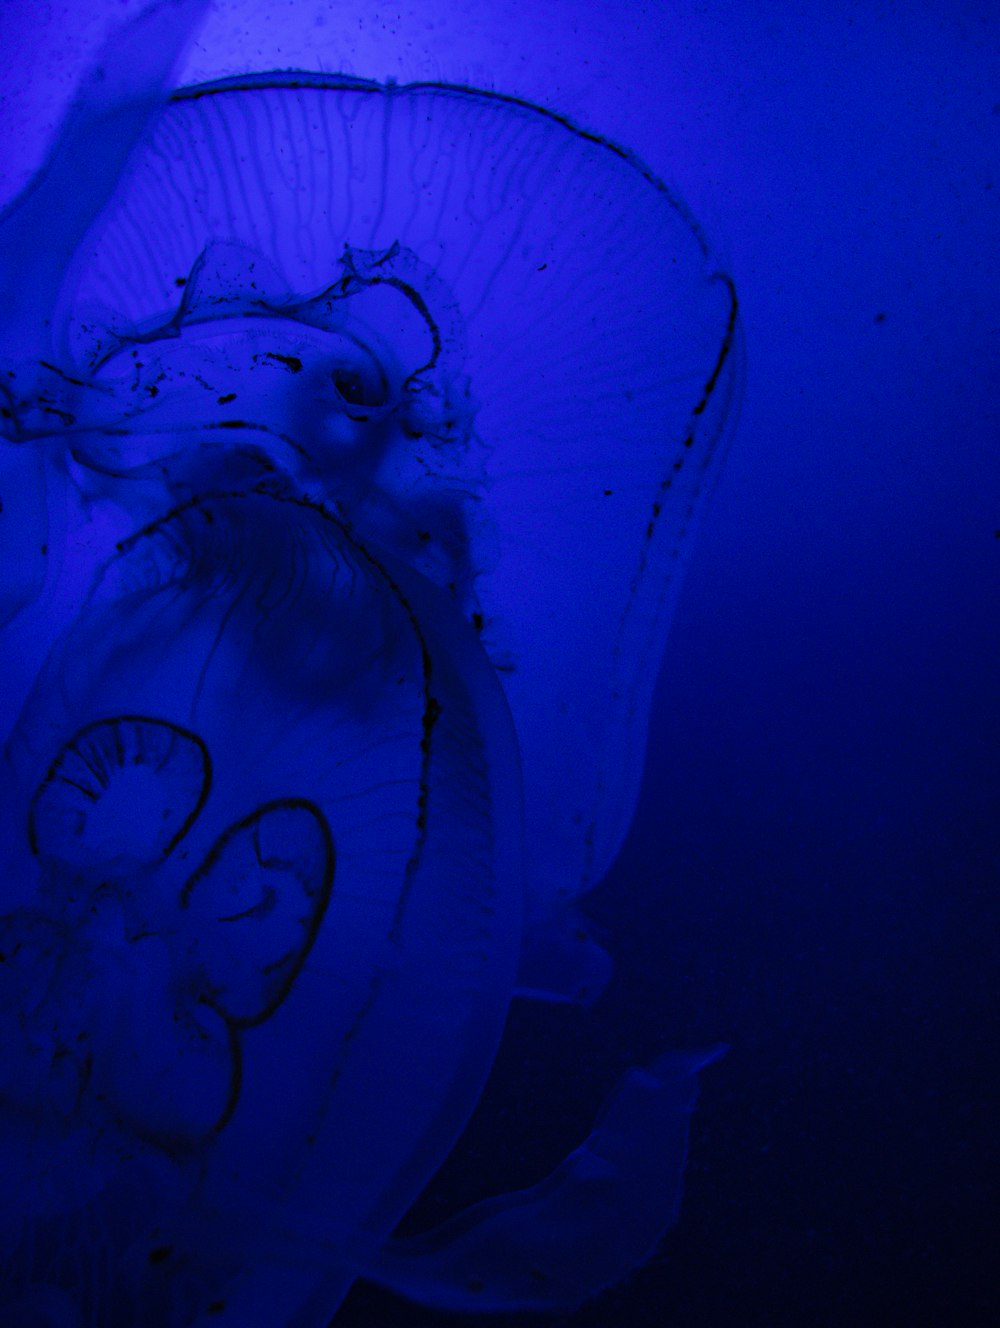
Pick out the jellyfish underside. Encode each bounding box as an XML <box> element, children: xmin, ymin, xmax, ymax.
<box><xmin>0</xmin><ymin>0</ymin><xmax>737</xmax><ymax>1322</ymax></box>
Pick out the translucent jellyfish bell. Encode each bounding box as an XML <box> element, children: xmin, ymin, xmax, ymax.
<box><xmin>0</xmin><ymin>0</ymin><xmax>738</xmax><ymax>1322</ymax></box>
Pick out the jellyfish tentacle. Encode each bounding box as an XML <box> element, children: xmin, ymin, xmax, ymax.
<box><xmin>367</xmin><ymin>1047</ymin><xmax>728</xmax><ymax>1313</ymax></box>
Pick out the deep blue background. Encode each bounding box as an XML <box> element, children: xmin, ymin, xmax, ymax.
<box><xmin>1</xmin><ymin>3</ymin><xmax>996</xmax><ymax>1325</ymax></box>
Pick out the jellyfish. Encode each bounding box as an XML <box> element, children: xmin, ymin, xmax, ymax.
<box><xmin>0</xmin><ymin>0</ymin><xmax>739</xmax><ymax>1322</ymax></box>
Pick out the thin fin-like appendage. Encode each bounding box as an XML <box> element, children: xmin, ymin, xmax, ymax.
<box><xmin>0</xmin><ymin>0</ymin><xmax>209</xmax><ymax>366</ymax></box>
<box><xmin>367</xmin><ymin>1045</ymin><xmax>726</xmax><ymax>1312</ymax></box>
<box><xmin>513</xmin><ymin>907</ymin><xmax>612</xmax><ymax>1008</ymax></box>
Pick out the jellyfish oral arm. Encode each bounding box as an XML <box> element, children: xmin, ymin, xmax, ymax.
<box><xmin>366</xmin><ymin>1046</ymin><xmax>728</xmax><ymax>1313</ymax></box>
<box><xmin>513</xmin><ymin>904</ymin><xmax>613</xmax><ymax>1008</ymax></box>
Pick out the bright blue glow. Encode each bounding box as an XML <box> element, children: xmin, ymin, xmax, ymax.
<box><xmin>0</xmin><ymin>1</ymin><xmax>738</xmax><ymax>1322</ymax></box>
